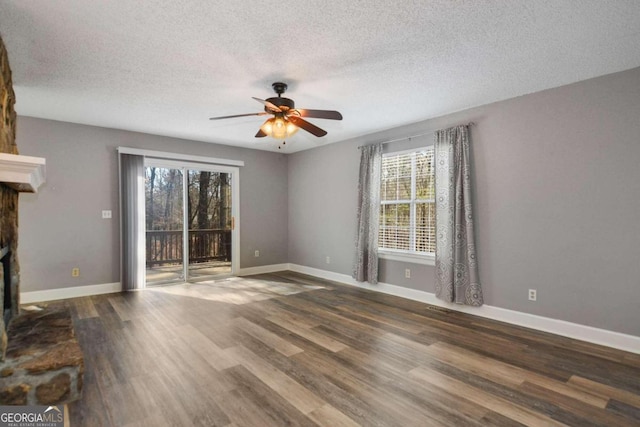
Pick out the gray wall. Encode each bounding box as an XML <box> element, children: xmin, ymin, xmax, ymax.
<box><xmin>288</xmin><ymin>66</ymin><xmax>640</xmax><ymax>336</ymax></box>
<box><xmin>17</xmin><ymin>117</ymin><xmax>288</xmax><ymax>291</ymax></box>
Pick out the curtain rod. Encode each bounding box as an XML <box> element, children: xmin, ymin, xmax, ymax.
<box><xmin>358</xmin><ymin>122</ymin><xmax>475</xmax><ymax>149</ymax></box>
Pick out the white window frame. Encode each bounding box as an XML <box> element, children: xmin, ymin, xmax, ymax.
<box><xmin>378</xmin><ymin>146</ymin><xmax>435</xmax><ymax>266</ymax></box>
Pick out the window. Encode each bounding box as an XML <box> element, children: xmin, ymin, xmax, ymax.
<box><xmin>379</xmin><ymin>147</ymin><xmax>435</xmax><ymax>262</ymax></box>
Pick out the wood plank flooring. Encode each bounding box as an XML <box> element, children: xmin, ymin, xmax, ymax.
<box><xmin>36</xmin><ymin>272</ymin><xmax>640</xmax><ymax>426</ymax></box>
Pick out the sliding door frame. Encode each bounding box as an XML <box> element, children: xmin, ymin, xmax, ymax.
<box><xmin>143</xmin><ymin>158</ymin><xmax>240</xmax><ymax>283</ymax></box>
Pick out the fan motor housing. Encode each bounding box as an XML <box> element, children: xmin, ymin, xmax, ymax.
<box><xmin>266</xmin><ymin>96</ymin><xmax>295</xmax><ymax>110</ymax></box>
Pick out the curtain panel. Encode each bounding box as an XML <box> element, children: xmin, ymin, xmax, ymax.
<box><xmin>119</xmin><ymin>153</ymin><xmax>145</xmax><ymax>291</ymax></box>
<box><xmin>434</xmin><ymin>125</ymin><xmax>483</xmax><ymax>305</ymax></box>
<box><xmin>353</xmin><ymin>144</ymin><xmax>383</xmax><ymax>284</ymax></box>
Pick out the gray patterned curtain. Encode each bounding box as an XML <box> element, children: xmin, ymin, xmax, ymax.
<box><xmin>434</xmin><ymin>125</ymin><xmax>483</xmax><ymax>305</ymax></box>
<box><xmin>353</xmin><ymin>144</ymin><xmax>382</xmax><ymax>284</ymax></box>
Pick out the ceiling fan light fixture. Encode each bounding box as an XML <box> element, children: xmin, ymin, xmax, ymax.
<box><xmin>261</xmin><ymin>116</ymin><xmax>299</xmax><ymax>139</ymax></box>
<box><xmin>210</xmin><ymin>82</ymin><xmax>342</xmax><ymax>140</ymax></box>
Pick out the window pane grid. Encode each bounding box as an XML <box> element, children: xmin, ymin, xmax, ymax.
<box><xmin>381</xmin><ymin>154</ymin><xmax>413</xmax><ymax>201</ymax></box>
<box><xmin>379</xmin><ymin>203</ymin><xmax>410</xmax><ymax>251</ymax></box>
<box><xmin>415</xmin><ymin>201</ymin><xmax>436</xmax><ymax>253</ymax></box>
<box><xmin>379</xmin><ymin>148</ymin><xmax>435</xmax><ymax>255</ymax></box>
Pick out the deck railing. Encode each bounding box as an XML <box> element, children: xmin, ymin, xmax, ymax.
<box><xmin>146</xmin><ymin>229</ymin><xmax>231</xmax><ymax>266</ymax></box>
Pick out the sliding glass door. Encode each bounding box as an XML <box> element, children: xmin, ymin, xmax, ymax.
<box><xmin>144</xmin><ymin>161</ymin><xmax>237</xmax><ymax>286</ymax></box>
<box><xmin>145</xmin><ymin>166</ymin><xmax>185</xmax><ymax>284</ymax></box>
<box><xmin>186</xmin><ymin>170</ymin><xmax>232</xmax><ymax>280</ymax></box>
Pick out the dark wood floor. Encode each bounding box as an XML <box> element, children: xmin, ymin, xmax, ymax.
<box><xmin>43</xmin><ymin>271</ymin><xmax>640</xmax><ymax>426</ymax></box>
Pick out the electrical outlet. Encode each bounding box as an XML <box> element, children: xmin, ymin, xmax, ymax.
<box><xmin>405</xmin><ymin>268</ymin><xmax>411</xmax><ymax>279</ymax></box>
<box><xmin>102</xmin><ymin>210</ymin><xmax>112</xmax><ymax>219</ymax></box>
<box><xmin>254</xmin><ymin>250</ymin><xmax>260</xmax><ymax>257</ymax></box>
<box><xmin>326</xmin><ymin>256</ymin><xmax>331</xmax><ymax>264</ymax></box>
<box><xmin>72</xmin><ymin>268</ymin><xmax>80</xmax><ymax>277</ymax></box>
<box><xmin>528</xmin><ymin>289</ymin><xmax>537</xmax><ymax>301</ymax></box>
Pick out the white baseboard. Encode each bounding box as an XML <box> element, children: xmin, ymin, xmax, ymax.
<box><xmin>20</xmin><ymin>282</ymin><xmax>122</xmax><ymax>304</ymax></box>
<box><xmin>236</xmin><ymin>263</ymin><xmax>290</xmax><ymax>276</ymax></box>
<box><xmin>288</xmin><ymin>264</ymin><xmax>640</xmax><ymax>355</ymax></box>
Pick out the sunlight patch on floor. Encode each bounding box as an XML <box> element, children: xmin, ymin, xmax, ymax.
<box><xmin>146</xmin><ymin>276</ymin><xmax>327</xmax><ymax>305</ymax></box>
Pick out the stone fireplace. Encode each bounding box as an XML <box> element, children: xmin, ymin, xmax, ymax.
<box><xmin>0</xmin><ymin>34</ymin><xmax>83</xmax><ymax>406</ymax></box>
<box><xmin>0</xmin><ymin>34</ymin><xmax>20</xmax><ymax>362</ymax></box>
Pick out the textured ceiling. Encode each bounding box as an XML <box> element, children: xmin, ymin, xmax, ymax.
<box><xmin>1</xmin><ymin>1</ymin><xmax>640</xmax><ymax>153</ymax></box>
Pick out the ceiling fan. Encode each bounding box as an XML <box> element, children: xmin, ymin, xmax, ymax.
<box><xmin>209</xmin><ymin>82</ymin><xmax>343</xmax><ymax>140</ymax></box>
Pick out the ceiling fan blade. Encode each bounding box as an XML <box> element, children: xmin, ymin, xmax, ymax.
<box><xmin>288</xmin><ymin>116</ymin><xmax>328</xmax><ymax>137</ymax></box>
<box><xmin>255</xmin><ymin>120</ymin><xmax>269</xmax><ymax>138</ymax></box>
<box><xmin>295</xmin><ymin>109</ymin><xmax>343</xmax><ymax>120</ymax></box>
<box><xmin>209</xmin><ymin>112</ymin><xmax>267</xmax><ymax>120</ymax></box>
<box><xmin>252</xmin><ymin>97</ymin><xmax>282</xmax><ymax>113</ymax></box>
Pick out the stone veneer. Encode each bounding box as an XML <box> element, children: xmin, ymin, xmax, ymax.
<box><xmin>0</xmin><ymin>309</ymin><xmax>84</xmax><ymax>405</ymax></box>
<box><xmin>0</xmin><ymin>35</ymin><xmax>84</xmax><ymax>405</ymax></box>
<box><xmin>0</xmin><ymin>27</ymin><xmax>20</xmax><ymax>363</ymax></box>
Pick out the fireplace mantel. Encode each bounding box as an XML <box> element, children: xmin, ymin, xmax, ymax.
<box><xmin>0</xmin><ymin>153</ymin><xmax>46</xmax><ymax>193</ymax></box>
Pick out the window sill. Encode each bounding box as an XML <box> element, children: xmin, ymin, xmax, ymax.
<box><xmin>378</xmin><ymin>250</ymin><xmax>435</xmax><ymax>266</ymax></box>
